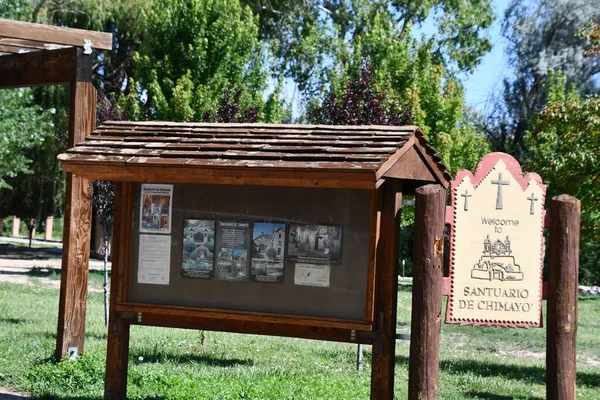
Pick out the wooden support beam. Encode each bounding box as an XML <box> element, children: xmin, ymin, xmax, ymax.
<box><xmin>55</xmin><ymin>81</ymin><xmax>96</xmax><ymax>359</ymax></box>
<box><xmin>0</xmin><ymin>47</ymin><xmax>92</xmax><ymax>88</ymax></box>
<box><xmin>0</xmin><ymin>18</ymin><xmax>112</xmax><ymax>50</ymax></box>
<box><xmin>547</xmin><ymin>194</ymin><xmax>580</xmax><ymax>400</ymax></box>
<box><xmin>370</xmin><ymin>179</ymin><xmax>402</xmax><ymax>400</ymax></box>
<box><xmin>105</xmin><ymin>183</ymin><xmax>131</xmax><ymax>400</ymax></box>
<box><xmin>408</xmin><ymin>184</ymin><xmax>446</xmax><ymax>400</ymax></box>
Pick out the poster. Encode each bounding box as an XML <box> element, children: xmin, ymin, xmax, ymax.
<box><xmin>181</xmin><ymin>219</ymin><xmax>215</xmax><ymax>279</ymax></box>
<box><xmin>287</xmin><ymin>223</ymin><xmax>342</xmax><ymax>264</ymax></box>
<box><xmin>140</xmin><ymin>184</ymin><xmax>173</xmax><ymax>233</ymax></box>
<box><xmin>138</xmin><ymin>234</ymin><xmax>171</xmax><ymax>285</ymax></box>
<box><xmin>294</xmin><ymin>263</ymin><xmax>330</xmax><ymax>287</ymax></box>
<box><xmin>214</xmin><ymin>221</ymin><xmax>251</xmax><ymax>281</ymax></box>
<box><xmin>250</xmin><ymin>222</ymin><xmax>286</xmax><ymax>283</ymax></box>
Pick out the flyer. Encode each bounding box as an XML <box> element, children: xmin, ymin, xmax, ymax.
<box><xmin>138</xmin><ymin>234</ymin><xmax>171</xmax><ymax>285</ymax></box>
<box><xmin>287</xmin><ymin>223</ymin><xmax>342</xmax><ymax>264</ymax></box>
<box><xmin>181</xmin><ymin>219</ymin><xmax>215</xmax><ymax>279</ymax></box>
<box><xmin>294</xmin><ymin>263</ymin><xmax>331</xmax><ymax>287</ymax></box>
<box><xmin>250</xmin><ymin>222</ymin><xmax>286</xmax><ymax>283</ymax></box>
<box><xmin>214</xmin><ymin>221</ymin><xmax>251</xmax><ymax>281</ymax></box>
<box><xmin>140</xmin><ymin>184</ymin><xmax>173</xmax><ymax>233</ymax></box>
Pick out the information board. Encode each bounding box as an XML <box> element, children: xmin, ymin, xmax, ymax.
<box><xmin>128</xmin><ymin>183</ymin><xmax>372</xmax><ymax>321</ymax></box>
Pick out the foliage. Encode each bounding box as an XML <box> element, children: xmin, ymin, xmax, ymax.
<box><xmin>488</xmin><ymin>0</ymin><xmax>600</xmax><ymax>158</ymax></box>
<box><xmin>582</xmin><ymin>21</ymin><xmax>600</xmax><ymax>56</ymax></box>
<box><xmin>131</xmin><ymin>0</ymin><xmax>286</xmax><ymax>123</ymax></box>
<box><xmin>0</xmin><ymin>90</ymin><xmax>54</xmax><ymax>189</ymax></box>
<box><xmin>308</xmin><ymin>58</ymin><xmax>412</xmax><ymax>126</ymax></box>
<box><xmin>525</xmin><ymin>70</ymin><xmax>600</xmax><ymax>244</ymax></box>
<box><xmin>242</xmin><ymin>0</ymin><xmax>494</xmax><ymax>95</ymax></box>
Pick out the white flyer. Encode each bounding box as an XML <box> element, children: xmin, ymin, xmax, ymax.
<box><xmin>294</xmin><ymin>263</ymin><xmax>331</xmax><ymax>287</ymax></box>
<box><xmin>138</xmin><ymin>234</ymin><xmax>171</xmax><ymax>285</ymax></box>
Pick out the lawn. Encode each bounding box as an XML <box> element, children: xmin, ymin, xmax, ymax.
<box><xmin>0</xmin><ymin>281</ymin><xmax>598</xmax><ymax>399</ymax></box>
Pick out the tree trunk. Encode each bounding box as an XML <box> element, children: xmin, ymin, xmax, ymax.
<box><xmin>27</xmin><ymin>220</ymin><xmax>35</xmax><ymax>248</ymax></box>
<box><xmin>102</xmin><ymin>221</ymin><xmax>110</xmax><ymax>328</ymax></box>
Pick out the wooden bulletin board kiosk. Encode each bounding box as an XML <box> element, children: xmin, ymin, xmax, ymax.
<box><xmin>58</xmin><ymin>122</ymin><xmax>450</xmax><ymax>399</ymax></box>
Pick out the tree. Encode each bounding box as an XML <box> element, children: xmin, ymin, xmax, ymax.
<box><xmin>0</xmin><ymin>89</ymin><xmax>54</xmax><ymax>189</ymax></box>
<box><xmin>241</xmin><ymin>0</ymin><xmax>494</xmax><ymax>95</ymax></box>
<box><xmin>488</xmin><ymin>0</ymin><xmax>600</xmax><ymax>158</ymax></box>
<box><xmin>525</xmin><ymin>70</ymin><xmax>600</xmax><ymax>243</ymax></box>
<box><xmin>131</xmin><ymin>0</ymin><xmax>285</xmax><ymax>122</ymax></box>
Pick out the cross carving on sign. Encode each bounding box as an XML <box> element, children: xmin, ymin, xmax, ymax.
<box><xmin>491</xmin><ymin>173</ymin><xmax>510</xmax><ymax>210</ymax></box>
<box><xmin>528</xmin><ymin>193</ymin><xmax>538</xmax><ymax>215</ymax></box>
<box><xmin>461</xmin><ymin>190</ymin><xmax>472</xmax><ymax>211</ymax></box>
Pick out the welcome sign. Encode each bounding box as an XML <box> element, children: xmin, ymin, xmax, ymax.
<box><xmin>446</xmin><ymin>153</ymin><xmax>547</xmax><ymax>327</ymax></box>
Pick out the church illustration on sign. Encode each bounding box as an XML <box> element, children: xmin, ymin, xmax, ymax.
<box><xmin>471</xmin><ymin>235</ymin><xmax>524</xmax><ymax>282</ymax></box>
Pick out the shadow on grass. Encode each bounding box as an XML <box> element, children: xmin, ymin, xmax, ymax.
<box><xmin>0</xmin><ymin>243</ymin><xmax>59</xmax><ymax>260</ymax></box>
<box><xmin>395</xmin><ymin>355</ymin><xmax>600</xmax><ymax>389</ymax></box>
<box><xmin>131</xmin><ymin>351</ymin><xmax>253</xmax><ymax>368</ymax></box>
<box><xmin>36</xmin><ymin>395</ymin><xmax>101</xmax><ymax>400</ymax></box>
<box><xmin>0</xmin><ymin>317</ymin><xmax>27</xmax><ymax>324</ymax></box>
<box><xmin>465</xmin><ymin>391</ymin><xmax>540</xmax><ymax>400</ymax></box>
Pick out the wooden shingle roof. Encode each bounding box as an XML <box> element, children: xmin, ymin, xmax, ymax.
<box><xmin>59</xmin><ymin>121</ymin><xmax>450</xmax><ymax>189</ymax></box>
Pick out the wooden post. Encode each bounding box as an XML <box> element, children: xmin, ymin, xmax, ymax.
<box><xmin>370</xmin><ymin>180</ymin><xmax>402</xmax><ymax>400</ymax></box>
<box><xmin>547</xmin><ymin>194</ymin><xmax>580</xmax><ymax>400</ymax></box>
<box><xmin>105</xmin><ymin>182</ymin><xmax>131</xmax><ymax>399</ymax></box>
<box><xmin>408</xmin><ymin>184</ymin><xmax>446</xmax><ymax>400</ymax></box>
<box><xmin>56</xmin><ymin>80</ymin><xmax>96</xmax><ymax>359</ymax></box>
<box><xmin>45</xmin><ymin>216</ymin><xmax>54</xmax><ymax>241</ymax></box>
<box><xmin>11</xmin><ymin>216</ymin><xmax>19</xmax><ymax>237</ymax></box>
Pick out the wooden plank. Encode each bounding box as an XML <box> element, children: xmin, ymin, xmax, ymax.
<box><xmin>411</xmin><ymin>139</ymin><xmax>450</xmax><ymax>188</ymax></box>
<box><xmin>383</xmin><ymin>146</ymin><xmax>437</xmax><ymax>182</ymax></box>
<box><xmin>117</xmin><ymin>311</ymin><xmax>373</xmax><ymax>345</ymax></box>
<box><xmin>0</xmin><ymin>47</ymin><xmax>90</xmax><ymax>88</ymax></box>
<box><xmin>101</xmin><ymin>119</ymin><xmax>419</xmax><ymax>132</ymax></box>
<box><xmin>117</xmin><ymin>303</ymin><xmax>372</xmax><ymax>331</ymax></box>
<box><xmin>370</xmin><ymin>179</ymin><xmax>402</xmax><ymax>400</ymax></box>
<box><xmin>0</xmin><ymin>44</ymin><xmax>21</xmax><ymax>53</ymax></box>
<box><xmin>60</xmin><ymin>162</ymin><xmax>379</xmax><ymax>189</ymax></box>
<box><xmin>0</xmin><ymin>37</ymin><xmax>70</xmax><ymax>50</ymax></box>
<box><xmin>546</xmin><ymin>194</ymin><xmax>580</xmax><ymax>400</ymax></box>
<box><xmin>55</xmin><ymin>81</ymin><xmax>96</xmax><ymax>360</ymax></box>
<box><xmin>0</xmin><ymin>18</ymin><xmax>112</xmax><ymax>50</ymax></box>
<box><xmin>104</xmin><ymin>182</ymin><xmax>131</xmax><ymax>399</ymax></box>
<box><xmin>365</xmin><ymin>190</ymin><xmax>381</xmax><ymax>323</ymax></box>
<box><xmin>408</xmin><ymin>184</ymin><xmax>446</xmax><ymax>400</ymax></box>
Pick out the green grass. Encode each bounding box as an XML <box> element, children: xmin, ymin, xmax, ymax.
<box><xmin>0</xmin><ymin>282</ymin><xmax>598</xmax><ymax>399</ymax></box>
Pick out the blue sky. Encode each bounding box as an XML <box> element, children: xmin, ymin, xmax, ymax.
<box><xmin>461</xmin><ymin>0</ymin><xmax>511</xmax><ymax>112</ymax></box>
<box><xmin>415</xmin><ymin>0</ymin><xmax>511</xmax><ymax>113</ymax></box>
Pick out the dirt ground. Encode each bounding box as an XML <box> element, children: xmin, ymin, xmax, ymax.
<box><xmin>0</xmin><ymin>241</ymin><xmax>109</xmax><ymax>290</ymax></box>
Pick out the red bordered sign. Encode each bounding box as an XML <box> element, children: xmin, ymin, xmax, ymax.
<box><xmin>445</xmin><ymin>153</ymin><xmax>547</xmax><ymax>327</ymax></box>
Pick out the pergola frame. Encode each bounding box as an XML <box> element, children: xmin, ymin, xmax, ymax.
<box><xmin>0</xmin><ymin>18</ymin><xmax>112</xmax><ymax>360</ymax></box>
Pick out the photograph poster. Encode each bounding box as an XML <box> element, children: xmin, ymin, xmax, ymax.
<box><xmin>138</xmin><ymin>234</ymin><xmax>171</xmax><ymax>285</ymax></box>
<box><xmin>181</xmin><ymin>219</ymin><xmax>215</xmax><ymax>279</ymax></box>
<box><xmin>250</xmin><ymin>222</ymin><xmax>286</xmax><ymax>283</ymax></box>
<box><xmin>287</xmin><ymin>224</ymin><xmax>342</xmax><ymax>264</ymax></box>
<box><xmin>140</xmin><ymin>184</ymin><xmax>173</xmax><ymax>233</ymax></box>
<box><xmin>214</xmin><ymin>221</ymin><xmax>251</xmax><ymax>281</ymax></box>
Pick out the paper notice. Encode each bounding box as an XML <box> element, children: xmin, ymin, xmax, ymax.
<box><xmin>138</xmin><ymin>234</ymin><xmax>171</xmax><ymax>285</ymax></box>
<box><xmin>294</xmin><ymin>263</ymin><xmax>331</xmax><ymax>287</ymax></box>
